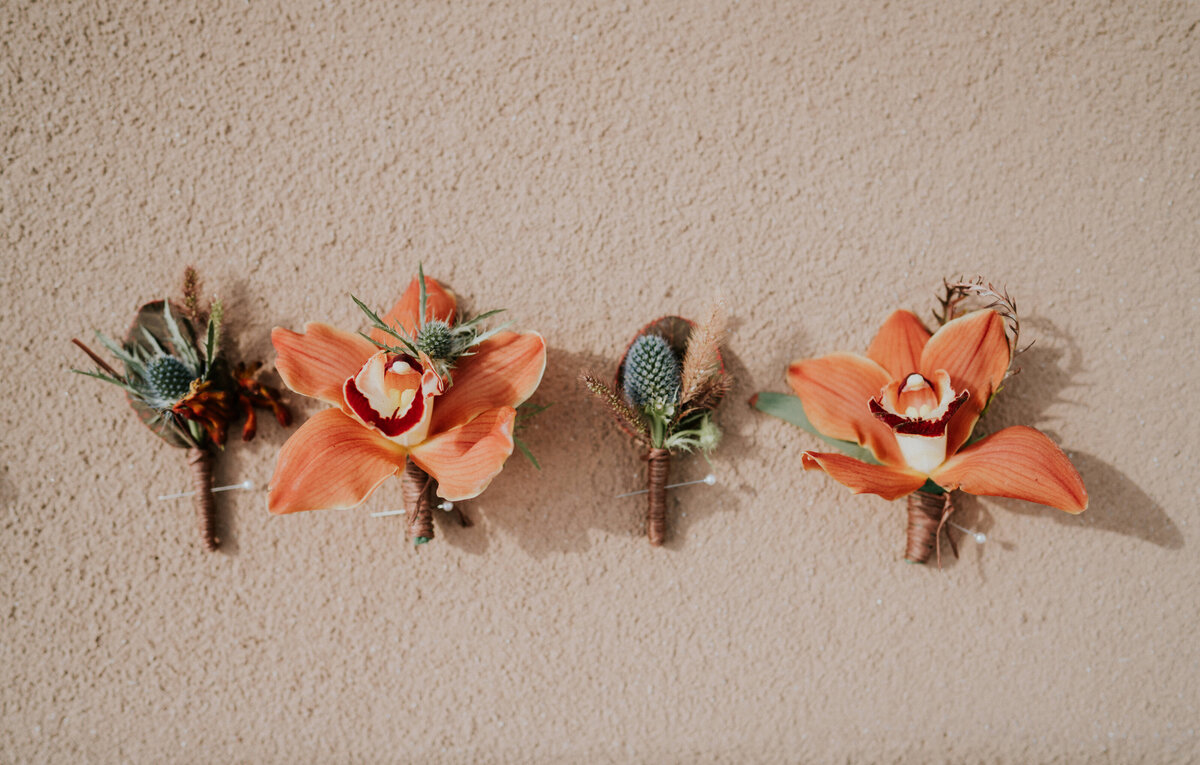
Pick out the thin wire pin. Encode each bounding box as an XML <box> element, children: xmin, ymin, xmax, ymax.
<box><xmin>372</xmin><ymin>500</ymin><xmax>453</xmax><ymax>518</ymax></box>
<box><xmin>947</xmin><ymin>520</ymin><xmax>987</xmax><ymax>544</ymax></box>
<box><xmin>158</xmin><ymin>480</ymin><xmax>254</xmax><ymax>501</ymax></box>
<box><xmin>616</xmin><ymin>473</ymin><xmax>717</xmax><ymax>499</ymax></box>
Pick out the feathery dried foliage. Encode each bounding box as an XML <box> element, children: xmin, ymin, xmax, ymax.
<box><xmin>581</xmin><ymin>371</ymin><xmax>649</xmax><ymax>443</ymax></box>
<box><xmin>678</xmin><ymin>373</ymin><xmax>732</xmax><ymax>421</ymax></box>
<box><xmin>354</xmin><ymin>263</ymin><xmax>509</xmax><ymax>384</ymax></box>
<box><xmin>679</xmin><ymin>300</ymin><xmax>727</xmax><ymax>406</ymax></box>
<box><xmin>934</xmin><ymin>276</ymin><xmax>1026</xmax><ymax>379</ymax></box>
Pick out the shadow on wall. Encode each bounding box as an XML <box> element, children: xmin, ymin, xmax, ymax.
<box><xmin>474</xmin><ymin>344</ymin><xmax>749</xmax><ymax>558</ymax></box>
<box><xmin>946</xmin><ymin>316</ymin><xmax>1181</xmax><ymax>554</ymax></box>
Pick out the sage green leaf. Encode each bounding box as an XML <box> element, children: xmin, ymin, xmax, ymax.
<box><xmin>752</xmin><ymin>391</ymin><xmax>879</xmax><ymax>464</ymax></box>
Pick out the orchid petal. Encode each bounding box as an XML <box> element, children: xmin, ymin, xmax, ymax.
<box><xmin>372</xmin><ymin>275</ymin><xmax>457</xmax><ymax>344</ymax></box>
<box><xmin>428</xmin><ymin>332</ymin><xmax>546</xmax><ymax>436</ymax></box>
<box><xmin>867</xmin><ymin>310</ymin><xmax>931</xmax><ymax>380</ymax></box>
<box><xmin>268</xmin><ymin>409</ymin><xmax>405</xmax><ymax>514</ymax></box>
<box><xmin>931</xmin><ymin>425</ymin><xmax>1088</xmax><ymax>513</ymax></box>
<box><xmin>787</xmin><ymin>353</ymin><xmax>903</xmax><ymax>466</ymax></box>
<box><xmin>409</xmin><ymin>406</ymin><xmax>517</xmax><ymax>502</ymax></box>
<box><xmin>272</xmin><ymin>323</ymin><xmax>378</xmax><ymax>407</ymax></box>
<box><xmin>801</xmin><ymin>451</ymin><xmax>928</xmax><ymax>500</ymax></box>
<box><xmin>920</xmin><ymin>309</ymin><xmax>1011</xmax><ymax>453</ymax></box>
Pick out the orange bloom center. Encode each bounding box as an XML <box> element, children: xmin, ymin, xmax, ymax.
<box><xmin>342</xmin><ymin>351</ymin><xmax>444</xmax><ymax>446</ymax></box>
<box><xmin>870</xmin><ymin>371</ymin><xmax>969</xmax><ymax>474</ymax></box>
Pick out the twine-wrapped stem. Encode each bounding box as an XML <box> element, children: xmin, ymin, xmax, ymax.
<box><xmin>402</xmin><ymin>460</ymin><xmax>435</xmax><ymax>545</ymax></box>
<box><xmin>646</xmin><ymin>447</ymin><xmax>670</xmax><ymax>546</ymax></box>
<box><xmin>187</xmin><ymin>448</ymin><xmax>219</xmax><ymax>551</ymax></box>
<box><xmin>905</xmin><ymin>489</ymin><xmax>956</xmax><ymax>566</ymax></box>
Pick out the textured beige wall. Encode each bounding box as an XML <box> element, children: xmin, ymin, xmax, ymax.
<box><xmin>3</xmin><ymin>1</ymin><xmax>1198</xmax><ymax>762</ymax></box>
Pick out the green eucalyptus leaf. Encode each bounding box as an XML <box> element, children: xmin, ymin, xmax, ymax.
<box><xmin>752</xmin><ymin>391</ymin><xmax>879</xmax><ymax>464</ymax></box>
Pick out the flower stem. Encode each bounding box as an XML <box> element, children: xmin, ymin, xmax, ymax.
<box><xmin>187</xmin><ymin>448</ymin><xmax>219</xmax><ymax>551</ymax></box>
<box><xmin>905</xmin><ymin>489</ymin><xmax>956</xmax><ymax>566</ymax></box>
<box><xmin>646</xmin><ymin>448</ymin><xmax>670</xmax><ymax>546</ymax></box>
<box><xmin>402</xmin><ymin>460</ymin><xmax>434</xmax><ymax>545</ymax></box>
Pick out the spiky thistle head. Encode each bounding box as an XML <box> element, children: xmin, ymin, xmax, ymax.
<box><xmin>144</xmin><ymin>354</ymin><xmax>198</xmax><ymax>405</ymax></box>
<box><xmin>623</xmin><ymin>334</ymin><xmax>681</xmax><ymax>414</ymax></box>
<box><xmin>416</xmin><ymin>319</ymin><xmax>472</xmax><ymax>360</ymax></box>
<box><xmin>354</xmin><ymin>266</ymin><xmax>511</xmax><ymax>382</ymax></box>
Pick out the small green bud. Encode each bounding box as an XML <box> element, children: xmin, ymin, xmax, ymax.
<box><xmin>697</xmin><ymin>415</ymin><xmax>722</xmax><ymax>451</ymax></box>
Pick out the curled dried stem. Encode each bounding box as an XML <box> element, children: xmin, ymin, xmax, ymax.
<box><xmin>934</xmin><ymin>276</ymin><xmax>1027</xmax><ymax>380</ymax></box>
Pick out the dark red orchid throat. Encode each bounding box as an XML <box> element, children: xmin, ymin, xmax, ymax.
<box><xmin>869</xmin><ymin>372</ymin><xmax>969</xmax><ymax>437</ymax></box>
<box><xmin>343</xmin><ymin>353</ymin><xmax>429</xmax><ymax>438</ymax></box>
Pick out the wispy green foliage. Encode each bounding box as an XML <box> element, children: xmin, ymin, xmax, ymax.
<box><xmin>511</xmin><ymin>402</ymin><xmax>552</xmax><ymax>469</ymax></box>
<box><xmin>351</xmin><ymin>294</ymin><xmax>420</xmax><ymax>356</ymax></box>
<box><xmin>353</xmin><ymin>264</ymin><xmax>512</xmax><ymax>385</ymax></box>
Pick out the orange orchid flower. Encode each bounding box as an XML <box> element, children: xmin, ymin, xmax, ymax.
<box><xmin>267</xmin><ymin>275</ymin><xmax>546</xmax><ymax>517</ymax></box>
<box><xmin>785</xmin><ymin>307</ymin><xmax>1088</xmax><ymax>515</ymax></box>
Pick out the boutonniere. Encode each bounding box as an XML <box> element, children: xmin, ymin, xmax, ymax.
<box><xmin>268</xmin><ymin>267</ymin><xmax>546</xmax><ymax>545</ymax></box>
<box><xmin>754</xmin><ymin>279</ymin><xmax>1087</xmax><ymax>565</ymax></box>
<box><xmin>72</xmin><ymin>268</ymin><xmax>291</xmax><ymax>551</ymax></box>
<box><xmin>582</xmin><ymin>306</ymin><xmax>730</xmax><ymax>546</ymax></box>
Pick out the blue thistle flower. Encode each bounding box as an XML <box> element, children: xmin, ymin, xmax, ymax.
<box><xmin>144</xmin><ymin>354</ymin><xmax>197</xmax><ymax>404</ymax></box>
<box><xmin>623</xmin><ymin>334</ymin><xmax>681</xmax><ymax>412</ymax></box>
<box><xmin>416</xmin><ymin>320</ymin><xmax>456</xmax><ymax>359</ymax></box>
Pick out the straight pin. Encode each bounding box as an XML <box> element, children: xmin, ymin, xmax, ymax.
<box><xmin>158</xmin><ymin>479</ymin><xmax>254</xmax><ymax>501</ymax></box>
<box><xmin>616</xmin><ymin>473</ymin><xmax>717</xmax><ymax>499</ymax></box>
<box><xmin>947</xmin><ymin>520</ymin><xmax>987</xmax><ymax>544</ymax></box>
<box><xmin>371</xmin><ymin>500</ymin><xmax>453</xmax><ymax>518</ymax></box>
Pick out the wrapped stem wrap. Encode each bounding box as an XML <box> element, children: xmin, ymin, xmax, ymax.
<box><xmin>646</xmin><ymin>447</ymin><xmax>670</xmax><ymax>546</ymax></box>
<box><xmin>187</xmin><ymin>448</ymin><xmax>219</xmax><ymax>551</ymax></box>
<box><xmin>402</xmin><ymin>460</ymin><xmax>435</xmax><ymax>544</ymax></box>
<box><xmin>905</xmin><ymin>489</ymin><xmax>956</xmax><ymax>566</ymax></box>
